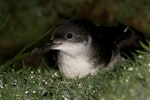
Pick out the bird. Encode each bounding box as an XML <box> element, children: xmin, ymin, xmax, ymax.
<box><xmin>31</xmin><ymin>19</ymin><xmax>147</xmax><ymax>79</ymax></box>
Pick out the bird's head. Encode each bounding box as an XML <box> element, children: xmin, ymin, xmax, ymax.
<box><xmin>32</xmin><ymin>20</ymin><xmax>94</xmax><ymax>55</ymax></box>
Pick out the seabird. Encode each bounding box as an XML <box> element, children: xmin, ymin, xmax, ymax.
<box><xmin>31</xmin><ymin>19</ymin><xmax>147</xmax><ymax>79</ymax></box>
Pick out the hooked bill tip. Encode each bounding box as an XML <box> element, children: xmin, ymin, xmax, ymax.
<box><xmin>31</xmin><ymin>48</ymin><xmax>40</xmax><ymax>55</ymax></box>
<box><xmin>31</xmin><ymin>40</ymin><xmax>56</xmax><ymax>55</ymax></box>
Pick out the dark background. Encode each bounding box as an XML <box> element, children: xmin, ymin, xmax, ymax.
<box><xmin>0</xmin><ymin>0</ymin><xmax>150</xmax><ymax>66</ymax></box>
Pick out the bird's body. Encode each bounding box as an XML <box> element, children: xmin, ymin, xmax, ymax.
<box><xmin>32</xmin><ymin>19</ymin><xmax>147</xmax><ymax>79</ymax></box>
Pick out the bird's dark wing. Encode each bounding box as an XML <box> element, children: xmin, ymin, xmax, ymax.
<box><xmin>113</xmin><ymin>24</ymin><xmax>147</xmax><ymax>58</ymax></box>
<box><xmin>44</xmin><ymin>50</ymin><xmax>59</xmax><ymax>70</ymax></box>
<box><xmin>92</xmin><ymin>23</ymin><xmax>147</xmax><ymax>65</ymax></box>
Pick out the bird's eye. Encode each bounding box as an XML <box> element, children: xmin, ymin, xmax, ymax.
<box><xmin>66</xmin><ymin>33</ymin><xmax>73</xmax><ymax>39</ymax></box>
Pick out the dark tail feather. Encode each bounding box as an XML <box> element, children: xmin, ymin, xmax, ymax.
<box><xmin>115</xmin><ymin>25</ymin><xmax>147</xmax><ymax>58</ymax></box>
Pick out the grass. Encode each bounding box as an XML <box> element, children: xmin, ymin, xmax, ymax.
<box><xmin>0</xmin><ymin>42</ymin><xmax>150</xmax><ymax>100</ymax></box>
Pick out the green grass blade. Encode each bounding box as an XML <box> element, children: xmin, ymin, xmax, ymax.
<box><xmin>0</xmin><ymin>15</ymin><xmax>10</xmax><ymax>31</ymax></box>
<box><xmin>0</xmin><ymin>27</ymin><xmax>54</xmax><ymax>71</ymax></box>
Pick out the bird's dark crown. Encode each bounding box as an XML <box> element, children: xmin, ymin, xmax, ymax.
<box><xmin>51</xmin><ymin>19</ymin><xmax>95</xmax><ymax>44</ymax></box>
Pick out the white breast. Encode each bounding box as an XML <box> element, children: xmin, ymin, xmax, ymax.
<box><xmin>57</xmin><ymin>51</ymin><xmax>122</xmax><ymax>79</ymax></box>
<box><xmin>57</xmin><ymin>52</ymin><xmax>98</xmax><ymax>79</ymax></box>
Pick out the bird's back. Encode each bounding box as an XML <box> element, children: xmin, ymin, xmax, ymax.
<box><xmin>93</xmin><ymin>24</ymin><xmax>147</xmax><ymax>59</ymax></box>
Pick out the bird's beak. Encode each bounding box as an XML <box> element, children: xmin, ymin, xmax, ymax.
<box><xmin>31</xmin><ymin>40</ymin><xmax>57</xmax><ymax>55</ymax></box>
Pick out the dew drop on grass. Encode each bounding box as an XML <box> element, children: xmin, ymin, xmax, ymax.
<box><xmin>32</xmin><ymin>90</ymin><xmax>36</xmax><ymax>94</ymax></box>
<box><xmin>45</xmin><ymin>81</ymin><xmax>48</xmax><ymax>85</ymax></box>
<box><xmin>42</xmin><ymin>80</ymin><xmax>48</xmax><ymax>84</ymax></box>
<box><xmin>125</xmin><ymin>76</ymin><xmax>130</xmax><ymax>83</ymax></box>
<box><xmin>31</xmin><ymin>71</ymin><xmax>34</xmax><ymax>74</ymax></box>
<box><xmin>32</xmin><ymin>81</ymin><xmax>35</xmax><ymax>83</ymax></box>
<box><xmin>62</xmin><ymin>96</ymin><xmax>69</xmax><ymax>100</ymax></box>
<box><xmin>138</xmin><ymin>55</ymin><xmax>142</xmax><ymax>58</ymax></box>
<box><xmin>101</xmin><ymin>98</ymin><xmax>105</xmax><ymax>100</ymax></box>
<box><xmin>128</xmin><ymin>67</ymin><xmax>133</xmax><ymax>71</ymax></box>
<box><xmin>92</xmin><ymin>90</ymin><xmax>96</xmax><ymax>93</ymax></box>
<box><xmin>25</xmin><ymin>91</ymin><xmax>29</xmax><ymax>94</ymax></box>
<box><xmin>0</xmin><ymin>79</ymin><xmax>4</xmax><ymax>88</ymax></box>
<box><xmin>137</xmin><ymin>73</ymin><xmax>143</xmax><ymax>79</ymax></box>
<box><xmin>149</xmin><ymin>69</ymin><xmax>150</xmax><ymax>72</ymax></box>
<box><xmin>148</xmin><ymin>63</ymin><xmax>150</xmax><ymax>67</ymax></box>
<box><xmin>78</xmin><ymin>83</ymin><xmax>82</xmax><ymax>88</ymax></box>
<box><xmin>125</xmin><ymin>78</ymin><xmax>129</xmax><ymax>83</ymax></box>
<box><xmin>54</xmin><ymin>72</ymin><xmax>58</xmax><ymax>76</ymax></box>
<box><xmin>30</xmin><ymin>75</ymin><xmax>34</xmax><ymax>79</ymax></box>
<box><xmin>42</xmin><ymin>79</ymin><xmax>45</xmax><ymax>83</ymax></box>
<box><xmin>37</xmin><ymin>69</ymin><xmax>41</xmax><ymax>74</ymax></box>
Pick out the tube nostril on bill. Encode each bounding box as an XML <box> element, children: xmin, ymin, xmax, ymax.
<box><xmin>44</xmin><ymin>40</ymin><xmax>54</xmax><ymax>47</ymax></box>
